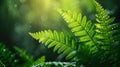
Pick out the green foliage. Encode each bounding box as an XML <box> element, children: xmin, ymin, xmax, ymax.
<box><xmin>29</xmin><ymin>30</ymin><xmax>77</xmax><ymax>60</ymax></box>
<box><xmin>14</xmin><ymin>47</ymin><xmax>33</xmax><ymax>62</ymax></box>
<box><xmin>0</xmin><ymin>43</ymin><xmax>46</xmax><ymax>67</ymax></box>
<box><xmin>29</xmin><ymin>1</ymin><xmax>120</xmax><ymax>67</ymax></box>
<box><xmin>0</xmin><ymin>43</ymin><xmax>20</xmax><ymax>67</ymax></box>
<box><xmin>32</xmin><ymin>56</ymin><xmax>45</xmax><ymax>66</ymax></box>
<box><xmin>0</xmin><ymin>0</ymin><xmax>119</xmax><ymax>67</ymax></box>
<box><xmin>32</xmin><ymin>62</ymin><xmax>76</xmax><ymax>67</ymax></box>
<box><xmin>14</xmin><ymin>47</ymin><xmax>45</xmax><ymax>67</ymax></box>
<box><xmin>58</xmin><ymin>9</ymin><xmax>97</xmax><ymax>53</ymax></box>
<box><xmin>95</xmin><ymin>1</ymin><xmax>116</xmax><ymax>45</ymax></box>
<box><xmin>94</xmin><ymin>1</ymin><xmax>120</xmax><ymax>66</ymax></box>
<box><xmin>14</xmin><ymin>47</ymin><xmax>33</xmax><ymax>67</ymax></box>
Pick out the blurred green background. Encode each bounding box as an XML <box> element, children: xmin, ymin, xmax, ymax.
<box><xmin>0</xmin><ymin>0</ymin><xmax>120</xmax><ymax>61</ymax></box>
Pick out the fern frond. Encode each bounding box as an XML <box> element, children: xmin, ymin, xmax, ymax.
<box><xmin>15</xmin><ymin>47</ymin><xmax>33</xmax><ymax>67</ymax></box>
<box><xmin>32</xmin><ymin>62</ymin><xmax>76</xmax><ymax>67</ymax></box>
<box><xmin>29</xmin><ymin>30</ymin><xmax>77</xmax><ymax>60</ymax></box>
<box><xmin>15</xmin><ymin>47</ymin><xmax>45</xmax><ymax>67</ymax></box>
<box><xmin>0</xmin><ymin>43</ymin><xmax>20</xmax><ymax>67</ymax></box>
<box><xmin>94</xmin><ymin>1</ymin><xmax>120</xmax><ymax>46</ymax></box>
<box><xmin>0</xmin><ymin>60</ymin><xmax>5</xmax><ymax>67</ymax></box>
<box><xmin>58</xmin><ymin>9</ymin><xmax>97</xmax><ymax>52</ymax></box>
<box><xmin>14</xmin><ymin>47</ymin><xmax>33</xmax><ymax>62</ymax></box>
<box><xmin>109</xmin><ymin>23</ymin><xmax>120</xmax><ymax>43</ymax></box>
<box><xmin>32</xmin><ymin>56</ymin><xmax>45</xmax><ymax>66</ymax></box>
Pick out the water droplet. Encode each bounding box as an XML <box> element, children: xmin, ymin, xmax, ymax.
<box><xmin>112</xmin><ymin>40</ymin><xmax>115</xmax><ymax>42</ymax></box>
<box><xmin>14</xmin><ymin>4</ymin><xmax>17</xmax><ymax>8</ymax></box>
<box><xmin>3</xmin><ymin>49</ymin><xmax>6</xmax><ymax>52</ymax></box>
<box><xmin>11</xmin><ymin>54</ymin><xmax>14</xmax><ymax>57</ymax></box>
<box><xmin>14</xmin><ymin>59</ymin><xmax>18</xmax><ymax>62</ymax></box>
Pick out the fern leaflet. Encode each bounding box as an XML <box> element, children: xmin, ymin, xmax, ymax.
<box><xmin>58</xmin><ymin>9</ymin><xmax>98</xmax><ymax>52</ymax></box>
<box><xmin>29</xmin><ymin>30</ymin><xmax>77</xmax><ymax>60</ymax></box>
<box><xmin>0</xmin><ymin>43</ymin><xmax>20</xmax><ymax>67</ymax></box>
<box><xmin>94</xmin><ymin>1</ymin><xmax>120</xmax><ymax>48</ymax></box>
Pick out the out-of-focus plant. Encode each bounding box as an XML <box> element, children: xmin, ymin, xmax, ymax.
<box><xmin>0</xmin><ymin>43</ymin><xmax>20</xmax><ymax>67</ymax></box>
<box><xmin>0</xmin><ymin>42</ymin><xmax>45</xmax><ymax>67</ymax></box>
<box><xmin>14</xmin><ymin>47</ymin><xmax>45</xmax><ymax>67</ymax></box>
<box><xmin>0</xmin><ymin>42</ymin><xmax>75</xmax><ymax>67</ymax></box>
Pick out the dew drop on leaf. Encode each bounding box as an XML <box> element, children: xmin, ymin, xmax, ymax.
<box><xmin>3</xmin><ymin>49</ymin><xmax>6</xmax><ymax>52</ymax></box>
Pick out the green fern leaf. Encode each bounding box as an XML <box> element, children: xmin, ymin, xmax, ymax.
<box><xmin>32</xmin><ymin>56</ymin><xmax>45</xmax><ymax>66</ymax></box>
<box><xmin>0</xmin><ymin>43</ymin><xmax>20</xmax><ymax>67</ymax></box>
<box><xmin>94</xmin><ymin>1</ymin><xmax>120</xmax><ymax>46</ymax></box>
<box><xmin>14</xmin><ymin>47</ymin><xmax>33</xmax><ymax>62</ymax></box>
<box><xmin>29</xmin><ymin>30</ymin><xmax>77</xmax><ymax>60</ymax></box>
<box><xmin>58</xmin><ymin>9</ymin><xmax>97</xmax><ymax>52</ymax></box>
